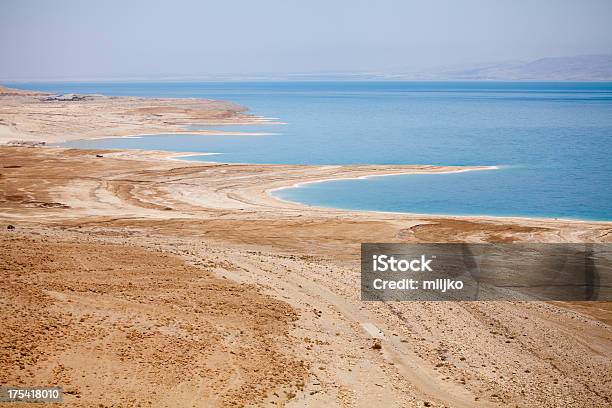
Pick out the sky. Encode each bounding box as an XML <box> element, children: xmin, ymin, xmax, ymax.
<box><xmin>1</xmin><ymin>0</ymin><xmax>612</xmax><ymax>80</ymax></box>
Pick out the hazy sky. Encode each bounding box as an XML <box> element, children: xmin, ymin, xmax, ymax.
<box><xmin>1</xmin><ymin>0</ymin><xmax>611</xmax><ymax>80</ymax></box>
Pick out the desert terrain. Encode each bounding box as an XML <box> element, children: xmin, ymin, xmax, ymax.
<box><xmin>1</xmin><ymin>86</ymin><xmax>611</xmax><ymax>407</ymax></box>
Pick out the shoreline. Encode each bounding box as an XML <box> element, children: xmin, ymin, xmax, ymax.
<box><xmin>32</xmin><ymin>143</ymin><xmax>612</xmax><ymax>225</ymax></box>
<box><xmin>267</xmin><ymin>166</ymin><xmax>612</xmax><ymax>224</ymax></box>
<box><xmin>269</xmin><ymin>165</ymin><xmax>499</xmax><ymax>191</ymax></box>
<box><xmin>4</xmin><ymin>145</ymin><xmax>612</xmax><ymax>232</ymax></box>
<box><xmin>50</xmin><ymin>141</ymin><xmax>612</xmax><ymax>224</ymax></box>
<box><xmin>155</xmin><ymin>149</ymin><xmax>611</xmax><ymax>225</ymax></box>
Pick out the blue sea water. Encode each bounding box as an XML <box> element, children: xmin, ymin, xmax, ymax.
<box><xmin>8</xmin><ymin>81</ymin><xmax>612</xmax><ymax>220</ymax></box>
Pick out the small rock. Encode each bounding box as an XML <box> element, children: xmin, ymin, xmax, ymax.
<box><xmin>7</xmin><ymin>224</ymin><xmax>15</xmax><ymax>230</ymax></box>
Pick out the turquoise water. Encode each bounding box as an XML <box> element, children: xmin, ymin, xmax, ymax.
<box><xmin>8</xmin><ymin>81</ymin><xmax>612</xmax><ymax>220</ymax></box>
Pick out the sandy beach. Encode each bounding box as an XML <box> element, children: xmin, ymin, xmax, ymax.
<box><xmin>1</xmin><ymin>87</ymin><xmax>612</xmax><ymax>407</ymax></box>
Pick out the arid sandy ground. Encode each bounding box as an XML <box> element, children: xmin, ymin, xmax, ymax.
<box><xmin>1</xmin><ymin>87</ymin><xmax>611</xmax><ymax>407</ymax></box>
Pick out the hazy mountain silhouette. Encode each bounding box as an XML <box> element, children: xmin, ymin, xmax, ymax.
<box><xmin>436</xmin><ymin>55</ymin><xmax>612</xmax><ymax>81</ymax></box>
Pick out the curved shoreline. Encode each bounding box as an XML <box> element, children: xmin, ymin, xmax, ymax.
<box><xmin>265</xmin><ymin>165</ymin><xmax>612</xmax><ymax>224</ymax></box>
<box><xmin>54</xmin><ymin>138</ymin><xmax>612</xmax><ymax>224</ymax></box>
<box><xmin>269</xmin><ymin>191</ymin><xmax>610</xmax><ymax>224</ymax></box>
<box><xmin>84</xmin><ymin>147</ymin><xmax>612</xmax><ymax>225</ymax></box>
<box><xmin>268</xmin><ymin>165</ymin><xmax>497</xmax><ymax>191</ymax></box>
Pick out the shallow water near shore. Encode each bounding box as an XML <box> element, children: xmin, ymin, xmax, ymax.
<box><xmin>11</xmin><ymin>81</ymin><xmax>612</xmax><ymax>220</ymax></box>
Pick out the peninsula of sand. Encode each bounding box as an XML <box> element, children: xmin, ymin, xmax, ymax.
<box><xmin>1</xmin><ymin>85</ymin><xmax>611</xmax><ymax>407</ymax></box>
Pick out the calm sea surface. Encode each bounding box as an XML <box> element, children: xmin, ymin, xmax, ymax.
<box><xmin>9</xmin><ymin>81</ymin><xmax>612</xmax><ymax>220</ymax></box>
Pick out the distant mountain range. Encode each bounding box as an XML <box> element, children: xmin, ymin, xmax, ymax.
<box><xmin>231</xmin><ymin>55</ymin><xmax>612</xmax><ymax>81</ymax></box>
<box><xmin>272</xmin><ymin>55</ymin><xmax>612</xmax><ymax>82</ymax></box>
<box><xmin>234</xmin><ymin>55</ymin><xmax>612</xmax><ymax>82</ymax></box>
<box><xmin>431</xmin><ymin>55</ymin><xmax>612</xmax><ymax>81</ymax></box>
